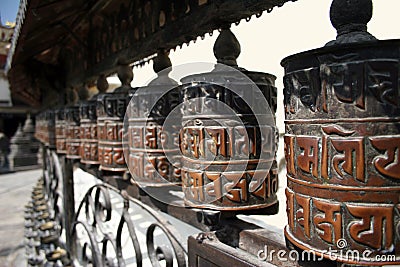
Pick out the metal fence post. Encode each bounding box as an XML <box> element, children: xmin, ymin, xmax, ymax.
<box><xmin>62</xmin><ymin>156</ymin><xmax>76</xmax><ymax>256</ymax></box>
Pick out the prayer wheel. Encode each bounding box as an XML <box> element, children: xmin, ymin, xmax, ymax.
<box><xmin>97</xmin><ymin>62</ymin><xmax>134</xmax><ymax>173</ymax></box>
<box><xmin>283</xmin><ymin>0</ymin><xmax>400</xmax><ymax>264</ymax></box>
<box><xmin>45</xmin><ymin>110</ymin><xmax>56</xmax><ymax>149</ymax></box>
<box><xmin>79</xmin><ymin>100</ymin><xmax>98</xmax><ymax>164</ymax></box>
<box><xmin>55</xmin><ymin>108</ymin><xmax>67</xmax><ymax>154</ymax></box>
<box><xmin>65</xmin><ymin>105</ymin><xmax>81</xmax><ymax>159</ymax></box>
<box><xmin>80</xmin><ymin>76</ymin><xmax>109</xmax><ymax>165</ymax></box>
<box><xmin>179</xmin><ymin>29</ymin><xmax>279</xmax><ymax>211</ymax></box>
<box><xmin>126</xmin><ymin>51</ymin><xmax>181</xmax><ymax>186</ymax></box>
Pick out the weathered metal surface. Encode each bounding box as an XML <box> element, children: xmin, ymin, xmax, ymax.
<box><xmin>79</xmin><ymin>100</ymin><xmax>98</xmax><ymax>164</ymax></box>
<box><xmin>34</xmin><ymin>111</ymin><xmax>56</xmax><ymax>148</ymax></box>
<box><xmin>282</xmin><ymin>0</ymin><xmax>400</xmax><ymax>264</ymax></box>
<box><xmin>55</xmin><ymin>108</ymin><xmax>67</xmax><ymax>154</ymax></box>
<box><xmin>188</xmin><ymin>233</ymin><xmax>270</xmax><ymax>267</ymax></box>
<box><xmin>65</xmin><ymin>106</ymin><xmax>81</xmax><ymax>159</ymax></box>
<box><xmin>80</xmin><ymin>75</ymin><xmax>109</xmax><ymax>165</ymax></box>
<box><xmin>126</xmin><ymin>51</ymin><xmax>181</xmax><ymax>186</ymax></box>
<box><xmin>97</xmin><ymin>92</ymin><xmax>130</xmax><ymax>172</ymax></box>
<box><xmin>97</xmin><ymin>63</ymin><xmax>134</xmax><ymax>173</ymax></box>
<box><xmin>45</xmin><ymin>110</ymin><xmax>56</xmax><ymax>149</ymax></box>
<box><xmin>179</xmin><ymin>29</ymin><xmax>278</xmax><ymax>211</ymax></box>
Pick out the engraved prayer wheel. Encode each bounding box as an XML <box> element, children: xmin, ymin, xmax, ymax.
<box><xmin>97</xmin><ymin>62</ymin><xmax>133</xmax><ymax>173</ymax></box>
<box><xmin>283</xmin><ymin>0</ymin><xmax>400</xmax><ymax>264</ymax></box>
<box><xmin>179</xmin><ymin>29</ymin><xmax>279</xmax><ymax>211</ymax></box>
<box><xmin>127</xmin><ymin>51</ymin><xmax>181</xmax><ymax>186</ymax></box>
<box><xmin>55</xmin><ymin>108</ymin><xmax>67</xmax><ymax>154</ymax></box>
<box><xmin>65</xmin><ymin>105</ymin><xmax>81</xmax><ymax>159</ymax></box>
<box><xmin>80</xmin><ymin>76</ymin><xmax>109</xmax><ymax>165</ymax></box>
<box><xmin>44</xmin><ymin>110</ymin><xmax>56</xmax><ymax>149</ymax></box>
<box><xmin>79</xmin><ymin>100</ymin><xmax>98</xmax><ymax>164</ymax></box>
<box><xmin>97</xmin><ymin>92</ymin><xmax>131</xmax><ymax>172</ymax></box>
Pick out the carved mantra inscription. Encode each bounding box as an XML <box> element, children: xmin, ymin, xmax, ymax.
<box><xmin>98</xmin><ymin>120</ymin><xmax>126</xmax><ymax>172</ymax></box>
<box><xmin>180</xmin><ymin>125</ymin><xmax>276</xmax><ymax>160</ymax></box>
<box><xmin>285</xmin><ymin>131</ymin><xmax>400</xmax><ymax>184</ymax></box>
<box><xmin>128</xmin><ymin>125</ymin><xmax>181</xmax><ymax>184</ymax></box>
<box><xmin>286</xmin><ymin>188</ymin><xmax>398</xmax><ymax>253</ymax></box>
<box><xmin>179</xmin><ymin>74</ymin><xmax>278</xmax><ymax>211</ymax></box>
<box><xmin>180</xmin><ymin>123</ymin><xmax>278</xmax><ymax>209</ymax></box>
<box><xmin>128</xmin><ymin>125</ymin><xmax>179</xmax><ymax>150</ymax></box>
<box><xmin>182</xmin><ymin>167</ymin><xmax>278</xmax><ymax>207</ymax></box>
<box><xmin>80</xmin><ymin>123</ymin><xmax>98</xmax><ymax>164</ymax></box>
<box><xmin>55</xmin><ymin>123</ymin><xmax>66</xmax><ymax>154</ymax></box>
<box><xmin>284</xmin><ymin>59</ymin><xmax>399</xmax><ymax>119</ymax></box>
<box><xmin>283</xmin><ymin>47</ymin><xmax>400</xmax><ymax>263</ymax></box>
<box><xmin>66</xmin><ymin>125</ymin><xmax>81</xmax><ymax>159</ymax></box>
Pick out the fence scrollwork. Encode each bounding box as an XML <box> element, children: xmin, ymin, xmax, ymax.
<box><xmin>71</xmin><ymin>184</ymin><xmax>188</xmax><ymax>266</ymax></box>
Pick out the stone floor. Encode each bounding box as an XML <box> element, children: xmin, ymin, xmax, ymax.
<box><xmin>0</xmin><ymin>169</ymin><xmax>41</xmax><ymax>267</ymax></box>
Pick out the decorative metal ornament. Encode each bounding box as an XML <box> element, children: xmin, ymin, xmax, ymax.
<box><xmin>179</xmin><ymin>28</ymin><xmax>279</xmax><ymax>211</ymax></box>
<box><xmin>283</xmin><ymin>0</ymin><xmax>400</xmax><ymax>264</ymax></box>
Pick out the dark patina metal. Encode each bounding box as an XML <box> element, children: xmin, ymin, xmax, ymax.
<box><xmin>65</xmin><ymin>105</ymin><xmax>81</xmax><ymax>159</ymax></box>
<box><xmin>55</xmin><ymin>108</ymin><xmax>67</xmax><ymax>154</ymax></box>
<box><xmin>79</xmin><ymin>100</ymin><xmax>98</xmax><ymax>164</ymax></box>
<box><xmin>283</xmin><ymin>0</ymin><xmax>400</xmax><ymax>264</ymax></box>
<box><xmin>97</xmin><ymin>62</ymin><xmax>134</xmax><ymax>173</ymax></box>
<box><xmin>127</xmin><ymin>51</ymin><xmax>181</xmax><ymax>186</ymax></box>
<box><xmin>79</xmin><ymin>76</ymin><xmax>109</xmax><ymax>165</ymax></box>
<box><xmin>180</xmin><ymin>29</ymin><xmax>279</xmax><ymax>211</ymax></box>
<box><xmin>35</xmin><ymin>111</ymin><xmax>56</xmax><ymax>149</ymax></box>
<box><xmin>45</xmin><ymin>110</ymin><xmax>56</xmax><ymax>149</ymax></box>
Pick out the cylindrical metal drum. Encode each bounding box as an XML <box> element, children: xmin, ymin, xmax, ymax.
<box><xmin>179</xmin><ymin>69</ymin><xmax>279</xmax><ymax>211</ymax></box>
<box><xmin>80</xmin><ymin>100</ymin><xmax>99</xmax><ymax>164</ymax></box>
<box><xmin>282</xmin><ymin>40</ymin><xmax>400</xmax><ymax>264</ymax></box>
<box><xmin>65</xmin><ymin>106</ymin><xmax>81</xmax><ymax>159</ymax></box>
<box><xmin>55</xmin><ymin>108</ymin><xmax>67</xmax><ymax>154</ymax></box>
<box><xmin>126</xmin><ymin>84</ymin><xmax>181</xmax><ymax>186</ymax></box>
<box><xmin>44</xmin><ymin>110</ymin><xmax>56</xmax><ymax>149</ymax></box>
<box><xmin>34</xmin><ymin>112</ymin><xmax>44</xmax><ymax>144</ymax></box>
<box><xmin>97</xmin><ymin>92</ymin><xmax>131</xmax><ymax>172</ymax></box>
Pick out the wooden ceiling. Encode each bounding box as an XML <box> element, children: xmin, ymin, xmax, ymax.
<box><xmin>7</xmin><ymin>0</ymin><xmax>296</xmax><ymax>108</ymax></box>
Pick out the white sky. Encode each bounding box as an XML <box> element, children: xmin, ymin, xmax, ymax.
<box><xmin>114</xmin><ymin>0</ymin><xmax>400</xmax><ymax>132</ymax></box>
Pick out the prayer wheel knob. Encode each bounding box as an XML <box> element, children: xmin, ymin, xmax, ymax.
<box><xmin>327</xmin><ymin>0</ymin><xmax>376</xmax><ymax>46</ymax></box>
<box><xmin>213</xmin><ymin>28</ymin><xmax>241</xmax><ymax>67</ymax></box>
<box><xmin>117</xmin><ymin>60</ymin><xmax>133</xmax><ymax>87</ymax></box>
<box><xmin>97</xmin><ymin>74</ymin><xmax>109</xmax><ymax>93</ymax></box>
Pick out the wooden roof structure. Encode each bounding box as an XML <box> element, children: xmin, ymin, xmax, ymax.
<box><xmin>6</xmin><ymin>0</ymin><xmax>295</xmax><ymax>108</ymax></box>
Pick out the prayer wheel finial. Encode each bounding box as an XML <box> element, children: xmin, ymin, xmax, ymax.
<box><xmin>327</xmin><ymin>0</ymin><xmax>376</xmax><ymax>46</ymax></box>
<box><xmin>213</xmin><ymin>28</ymin><xmax>241</xmax><ymax>67</ymax></box>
